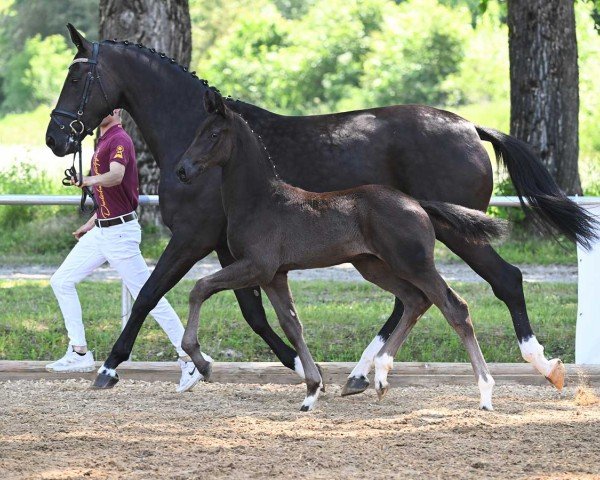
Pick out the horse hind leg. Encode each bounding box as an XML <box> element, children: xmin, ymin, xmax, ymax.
<box><xmin>408</xmin><ymin>269</ymin><xmax>495</xmax><ymax>410</ymax></box>
<box><xmin>346</xmin><ymin>257</ymin><xmax>432</xmax><ymax>398</ymax></box>
<box><xmin>438</xmin><ymin>234</ymin><xmax>565</xmax><ymax>390</ymax></box>
<box><xmin>342</xmin><ymin>297</ymin><xmax>404</xmax><ymax>396</ymax></box>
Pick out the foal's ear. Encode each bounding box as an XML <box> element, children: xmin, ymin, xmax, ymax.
<box><xmin>203</xmin><ymin>89</ymin><xmax>228</xmax><ymax>118</ymax></box>
<box><xmin>67</xmin><ymin>23</ymin><xmax>90</xmax><ymax>54</ymax></box>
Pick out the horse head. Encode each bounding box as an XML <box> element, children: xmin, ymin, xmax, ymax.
<box><xmin>176</xmin><ymin>89</ymin><xmax>235</xmax><ymax>183</ymax></box>
<box><xmin>45</xmin><ymin>24</ymin><xmax>119</xmax><ymax>157</ymax></box>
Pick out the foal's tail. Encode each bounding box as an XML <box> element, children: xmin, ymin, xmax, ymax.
<box><xmin>475</xmin><ymin>126</ymin><xmax>599</xmax><ymax>250</ymax></box>
<box><xmin>419</xmin><ymin>200</ymin><xmax>508</xmax><ymax>244</ymax></box>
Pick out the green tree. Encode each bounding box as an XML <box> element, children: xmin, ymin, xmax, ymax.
<box><xmin>1</xmin><ymin>34</ymin><xmax>71</xmax><ymax>113</ymax></box>
<box><xmin>359</xmin><ymin>0</ymin><xmax>466</xmax><ymax>107</ymax></box>
<box><xmin>203</xmin><ymin>0</ymin><xmax>387</xmax><ymax>114</ymax></box>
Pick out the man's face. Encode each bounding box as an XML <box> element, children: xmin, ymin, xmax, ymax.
<box><xmin>100</xmin><ymin>110</ymin><xmax>120</xmax><ymax>127</ymax></box>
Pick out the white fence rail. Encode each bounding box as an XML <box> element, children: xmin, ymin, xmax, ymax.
<box><xmin>1</xmin><ymin>194</ymin><xmax>600</xmax><ymax>207</ymax></box>
<box><xmin>1</xmin><ymin>194</ymin><xmax>599</xmax><ymax>364</ymax></box>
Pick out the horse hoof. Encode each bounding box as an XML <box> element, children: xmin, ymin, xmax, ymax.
<box><xmin>200</xmin><ymin>362</ymin><xmax>213</xmax><ymax>383</ymax></box>
<box><xmin>316</xmin><ymin>363</ymin><xmax>325</xmax><ymax>393</ymax></box>
<box><xmin>546</xmin><ymin>359</ymin><xmax>566</xmax><ymax>391</ymax></box>
<box><xmin>90</xmin><ymin>372</ymin><xmax>119</xmax><ymax>389</ymax></box>
<box><xmin>341</xmin><ymin>376</ymin><xmax>369</xmax><ymax>397</ymax></box>
<box><xmin>375</xmin><ymin>382</ymin><xmax>388</xmax><ymax>402</ymax></box>
<box><xmin>480</xmin><ymin>403</ymin><xmax>494</xmax><ymax>411</ymax></box>
<box><xmin>300</xmin><ymin>404</ymin><xmax>310</xmax><ymax>412</ymax></box>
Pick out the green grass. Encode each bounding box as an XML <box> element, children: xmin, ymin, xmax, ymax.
<box><xmin>433</xmin><ymin>232</ymin><xmax>578</xmax><ymax>265</ymax></box>
<box><xmin>0</xmin><ymin>279</ymin><xmax>577</xmax><ymax>364</ymax></box>
<box><xmin>0</xmin><ymin>207</ymin><xmax>579</xmax><ymax>266</ymax></box>
<box><xmin>0</xmin><ymin>209</ymin><xmax>172</xmax><ymax>266</ymax></box>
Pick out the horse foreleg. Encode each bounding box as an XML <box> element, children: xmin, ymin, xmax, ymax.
<box><xmin>215</xmin><ymin>246</ymin><xmax>301</xmax><ymax>377</ymax></box>
<box><xmin>262</xmin><ymin>273</ymin><xmax>323</xmax><ymax>411</ymax></box>
<box><xmin>183</xmin><ymin>259</ymin><xmax>263</xmax><ymax>380</ymax></box>
<box><xmin>93</xmin><ymin>234</ymin><xmax>212</xmax><ymax>388</ymax></box>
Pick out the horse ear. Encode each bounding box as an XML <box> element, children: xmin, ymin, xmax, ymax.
<box><xmin>66</xmin><ymin>23</ymin><xmax>90</xmax><ymax>53</ymax></box>
<box><xmin>203</xmin><ymin>90</ymin><xmax>217</xmax><ymax>114</ymax></box>
<box><xmin>213</xmin><ymin>91</ymin><xmax>227</xmax><ymax>118</ymax></box>
<box><xmin>203</xmin><ymin>89</ymin><xmax>228</xmax><ymax>117</ymax></box>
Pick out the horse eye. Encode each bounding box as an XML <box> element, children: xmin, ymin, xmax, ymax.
<box><xmin>211</xmin><ymin>132</ymin><xmax>219</xmax><ymax>139</ymax></box>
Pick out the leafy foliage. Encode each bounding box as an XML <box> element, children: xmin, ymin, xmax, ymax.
<box><xmin>1</xmin><ymin>34</ymin><xmax>72</xmax><ymax>113</ymax></box>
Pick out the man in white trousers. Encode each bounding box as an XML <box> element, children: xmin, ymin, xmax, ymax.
<box><xmin>46</xmin><ymin>109</ymin><xmax>210</xmax><ymax>393</ymax></box>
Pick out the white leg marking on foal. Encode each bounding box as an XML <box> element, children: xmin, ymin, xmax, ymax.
<box><xmin>374</xmin><ymin>353</ymin><xmax>393</xmax><ymax>391</ymax></box>
<box><xmin>98</xmin><ymin>365</ymin><xmax>117</xmax><ymax>378</ymax></box>
<box><xmin>348</xmin><ymin>335</ymin><xmax>385</xmax><ymax>380</ymax></box>
<box><xmin>294</xmin><ymin>356</ymin><xmax>305</xmax><ymax>379</ymax></box>
<box><xmin>519</xmin><ymin>336</ymin><xmax>553</xmax><ymax>376</ymax></box>
<box><xmin>301</xmin><ymin>389</ymin><xmax>321</xmax><ymax>411</ymax></box>
<box><xmin>478</xmin><ymin>374</ymin><xmax>495</xmax><ymax>410</ymax></box>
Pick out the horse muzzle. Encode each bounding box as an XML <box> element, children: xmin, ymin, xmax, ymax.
<box><xmin>45</xmin><ymin>130</ymin><xmax>78</xmax><ymax>157</ymax></box>
<box><xmin>176</xmin><ymin>165</ymin><xmax>191</xmax><ymax>184</ymax></box>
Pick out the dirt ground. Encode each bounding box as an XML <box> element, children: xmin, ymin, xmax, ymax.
<box><xmin>1</xmin><ymin>380</ymin><xmax>599</xmax><ymax>480</ymax></box>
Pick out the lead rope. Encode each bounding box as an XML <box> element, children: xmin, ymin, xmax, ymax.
<box><xmin>62</xmin><ymin>135</ymin><xmax>98</xmax><ymax>214</ymax></box>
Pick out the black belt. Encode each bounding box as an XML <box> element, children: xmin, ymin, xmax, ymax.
<box><xmin>94</xmin><ymin>212</ymin><xmax>137</xmax><ymax>228</ymax></box>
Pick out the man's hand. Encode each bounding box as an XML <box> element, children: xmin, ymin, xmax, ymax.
<box><xmin>73</xmin><ymin>219</ymin><xmax>95</xmax><ymax>239</ymax></box>
<box><xmin>70</xmin><ymin>175</ymin><xmax>93</xmax><ymax>188</ymax></box>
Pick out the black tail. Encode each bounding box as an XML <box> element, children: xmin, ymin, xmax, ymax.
<box><xmin>476</xmin><ymin>126</ymin><xmax>599</xmax><ymax>250</ymax></box>
<box><xmin>419</xmin><ymin>200</ymin><xmax>508</xmax><ymax>244</ymax></box>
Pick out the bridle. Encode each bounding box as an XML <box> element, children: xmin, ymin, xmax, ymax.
<box><xmin>50</xmin><ymin>42</ymin><xmax>111</xmax><ymax>212</ymax></box>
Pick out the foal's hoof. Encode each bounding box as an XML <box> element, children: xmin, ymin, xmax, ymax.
<box><xmin>546</xmin><ymin>359</ymin><xmax>566</xmax><ymax>391</ymax></box>
<box><xmin>341</xmin><ymin>376</ymin><xmax>370</xmax><ymax>397</ymax></box>
<box><xmin>90</xmin><ymin>372</ymin><xmax>119</xmax><ymax>389</ymax></box>
<box><xmin>375</xmin><ymin>382</ymin><xmax>388</xmax><ymax>402</ymax></box>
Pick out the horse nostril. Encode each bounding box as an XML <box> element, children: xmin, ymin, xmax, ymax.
<box><xmin>46</xmin><ymin>135</ymin><xmax>55</xmax><ymax>148</ymax></box>
<box><xmin>177</xmin><ymin>166</ymin><xmax>188</xmax><ymax>181</ymax></box>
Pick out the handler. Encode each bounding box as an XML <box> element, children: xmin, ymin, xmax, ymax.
<box><xmin>46</xmin><ymin>109</ymin><xmax>207</xmax><ymax>393</ymax></box>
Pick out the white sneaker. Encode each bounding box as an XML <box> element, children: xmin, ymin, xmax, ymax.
<box><xmin>46</xmin><ymin>346</ymin><xmax>95</xmax><ymax>373</ymax></box>
<box><xmin>176</xmin><ymin>353</ymin><xmax>213</xmax><ymax>393</ymax></box>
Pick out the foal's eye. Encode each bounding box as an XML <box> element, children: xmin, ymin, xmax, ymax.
<box><xmin>211</xmin><ymin>132</ymin><xmax>219</xmax><ymax>139</ymax></box>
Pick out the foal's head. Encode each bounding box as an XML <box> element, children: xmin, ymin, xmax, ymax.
<box><xmin>176</xmin><ymin>89</ymin><xmax>237</xmax><ymax>184</ymax></box>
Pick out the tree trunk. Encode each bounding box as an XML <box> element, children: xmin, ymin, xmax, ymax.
<box><xmin>99</xmin><ymin>0</ymin><xmax>191</xmax><ymax>224</ymax></box>
<box><xmin>507</xmin><ymin>0</ymin><xmax>582</xmax><ymax>194</ymax></box>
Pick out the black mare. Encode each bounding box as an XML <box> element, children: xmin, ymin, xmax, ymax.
<box><xmin>45</xmin><ymin>25</ymin><xmax>596</xmax><ymax>391</ymax></box>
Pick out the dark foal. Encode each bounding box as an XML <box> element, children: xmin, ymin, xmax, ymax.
<box><xmin>175</xmin><ymin>91</ymin><xmax>507</xmax><ymax>411</ymax></box>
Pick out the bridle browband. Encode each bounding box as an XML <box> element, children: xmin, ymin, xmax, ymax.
<box><xmin>50</xmin><ymin>42</ymin><xmax>111</xmax><ymax>213</ymax></box>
